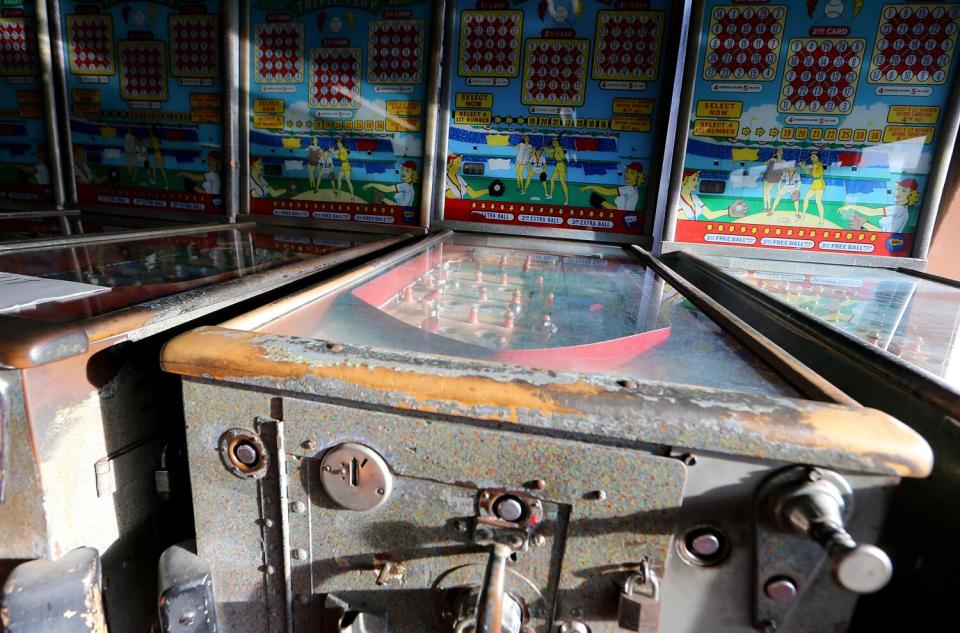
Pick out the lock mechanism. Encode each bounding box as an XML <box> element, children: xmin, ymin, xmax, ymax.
<box><xmin>617</xmin><ymin>560</ymin><xmax>662</xmax><ymax>632</ymax></box>
<box><xmin>319</xmin><ymin>443</ymin><xmax>393</xmax><ymax>512</ymax></box>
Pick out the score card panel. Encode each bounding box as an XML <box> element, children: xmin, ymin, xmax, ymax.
<box><xmin>0</xmin><ymin>2</ymin><xmax>53</xmax><ymax>205</ymax></box>
<box><xmin>677</xmin><ymin>1</ymin><xmax>960</xmax><ymax>258</ymax></box>
<box><xmin>60</xmin><ymin>1</ymin><xmax>224</xmax><ymax>214</ymax></box>
<box><xmin>247</xmin><ymin>1</ymin><xmax>433</xmax><ymax>226</ymax></box>
<box><xmin>444</xmin><ymin>1</ymin><xmax>674</xmax><ymax>236</ymax></box>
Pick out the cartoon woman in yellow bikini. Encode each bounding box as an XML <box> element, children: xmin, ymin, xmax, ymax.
<box><xmin>799</xmin><ymin>151</ymin><xmax>826</xmax><ymax>226</ymax></box>
<box><xmin>335</xmin><ymin>138</ymin><xmax>353</xmax><ymax>197</ymax></box>
<box><xmin>150</xmin><ymin>127</ymin><xmax>167</xmax><ymax>188</ymax></box>
<box><xmin>677</xmin><ymin>169</ymin><xmax>726</xmax><ymax>220</ymax></box>
<box><xmin>546</xmin><ymin>136</ymin><xmax>569</xmax><ymax>205</ymax></box>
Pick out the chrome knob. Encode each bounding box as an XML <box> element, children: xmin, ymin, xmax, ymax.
<box><xmin>771</xmin><ymin>468</ymin><xmax>892</xmax><ymax>594</ymax></box>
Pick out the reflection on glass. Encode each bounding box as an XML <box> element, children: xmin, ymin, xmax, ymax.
<box><xmin>705</xmin><ymin>256</ymin><xmax>960</xmax><ymax>389</ymax></box>
<box><xmin>0</xmin><ymin>227</ymin><xmax>362</xmax><ymax>323</ymax></box>
<box><xmin>259</xmin><ymin>234</ymin><xmax>796</xmax><ymax>396</ymax></box>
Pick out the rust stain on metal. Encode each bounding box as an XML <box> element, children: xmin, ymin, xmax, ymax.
<box><xmin>162</xmin><ymin>328</ymin><xmax>599</xmax><ymax>422</ymax></box>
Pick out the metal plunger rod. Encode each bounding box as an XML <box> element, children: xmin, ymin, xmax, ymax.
<box><xmin>475</xmin><ymin>543</ymin><xmax>511</xmax><ymax>633</ymax></box>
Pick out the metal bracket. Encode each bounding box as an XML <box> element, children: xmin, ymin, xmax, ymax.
<box><xmin>158</xmin><ymin>541</ymin><xmax>218</xmax><ymax>633</ymax></box>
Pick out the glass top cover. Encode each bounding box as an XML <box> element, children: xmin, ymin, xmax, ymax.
<box><xmin>704</xmin><ymin>255</ymin><xmax>960</xmax><ymax>389</ymax></box>
<box><xmin>0</xmin><ymin>226</ymin><xmax>373</xmax><ymax>323</ymax></box>
<box><xmin>0</xmin><ymin>215</ymin><xmax>70</xmax><ymax>242</ymax></box>
<box><xmin>258</xmin><ymin>234</ymin><xmax>796</xmax><ymax>396</ymax></box>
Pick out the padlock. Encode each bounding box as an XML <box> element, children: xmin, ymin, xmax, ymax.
<box><xmin>617</xmin><ymin>565</ymin><xmax>662</xmax><ymax>632</ymax></box>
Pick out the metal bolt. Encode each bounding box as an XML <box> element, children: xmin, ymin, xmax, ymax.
<box><xmin>453</xmin><ymin>520</ymin><xmax>469</xmax><ymax>533</ymax></box>
<box><xmin>529</xmin><ymin>479</ymin><xmax>547</xmax><ymax>491</ymax></box>
<box><xmin>807</xmin><ymin>468</ymin><xmax>824</xmax><ymax>482</ymax></box>
<box><xmin>589</xmin><ymin>490</ymin><xmax>607</xmax><ymax>501</ymax></box>
<box><xmin>494</xmin><ymin>497</ymin><xmax>525</xmax><ymax>522</ymax></box>
<box><xmin>377</xmin><ymin>488</ymin><xmax>385</xmax><ymax>495</ymax></box>
<box><xmin>292</xmin><ymin>548</ymin><xmax>308</xmax><ymax>560</ymax></box>
<box><xmin>263</xmin><ymin>518</ymin><xmax>274</xmax><ymax>528</ymax></box>
<box><xmin>764</xmin><ymin>577</ymin><xmax>798</xmax><ymax>604</ymax></box>
<box><xmin>301</xmin><ymin>439</ymin><xmax>317</xmax><ymax>451</ymax></box>
<box><xmin>234</xmin><ymin>442</ymin><xmax>259</xmax><ymax>466</ymax></box>
<box><xmin>291</xmin><ymin>501</ymin><xmax>306</xmax><ymax>514</ymax></box>
<box><xmin>179</xmin><ymin>613</ymin><xmax>196</xmax><ymax>626</ymax></box>
<box><xmin>264</xmin><ymin>565</ymin><xmax>275</xmax><ymax>575</ymax></box>
<box><xmin>532</xmin><ymin>534</ymin><xmax>546</xmax><ymax>547</ymax></box>
<box><xmin>617</xmin><ymin>379</ymin><xmax>638</xmax><ymax>389</ymax></box>
<box><xmin>327</xmin><ymin>343</ymin><xmax>344</xmax><ymax>351</ymax></box>
<box><xmin>690</xmin><ymin>532</ymin><xmax>722</xmax><ymax>557</ymax></box>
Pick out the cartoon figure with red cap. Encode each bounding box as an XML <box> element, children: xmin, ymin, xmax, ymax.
<box><xmin>839</xmin><ymin>178</ymin><xmax>920</xmax><ymax>233</ymax></box>
<box><xmin>579</xmin><ymin>162</ymin><xmax>645</xmax><ymax>211</ymax></box>
<box><xmin>364</xmin><ymin>160</ymin><xmax>419</xmax><ymax>206</ymax></box>
<box><xmin>444</xmin><ymin>154</ymin><xmax>487</xmax><ymax>199</ymax></box>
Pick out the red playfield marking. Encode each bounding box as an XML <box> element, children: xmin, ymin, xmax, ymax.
<box><xmin>592</xmin><ymin>10</ymin><xmax>664</xmax><ymax>82</ymax></box>
<box><xmin>0</xmin><ymin>17</ymin><xmax>38</xmax><ymax>77</ymax></box>
<box><xmin>118</xmin><ymin>40</ymin><xmax>167</xmax><ymax>101</ymax></box>
<box><xmin>458</xmin><ymin>10</ymin><xmax>523</xmax><ymax>78</ymax></box>
<box><xmin>170</xmin><ymin>14</ymin><xmax>219</xmax><ymax>78</ymax></box>
<box><xmin>777</xmin><ymin>38</ymin><xmax>865</xmax><ymax>114</ymax></box>
<box><xmin>66</xmin><ymin>14</ymin><xmax>115</xmax><ymax>76</ymax></box>
<box><xmin>254</xmin><ymin>22</ymin><xmax>304</xmax><ymax>84</ymax></box>
<box><xmin>703</xmin><ymin>5</ymin><xmax>786</xmax><ymax>81</ymax></box>
<box><xmin>521</xmin><ymin>38</ymin><xmax>589</xmax><ymax>107</ymax></box>
<box><xmin>309</xmin><ymin>47</ymin><xmax>361</xmax><ymax>109</ymax></box>
<box><xmin>367</xmin><ymin>19</ymin><xmax>425</xmax><ymax>84</ymax></box>
<box><xmin>867</xmin><ymin>4</ymin><xmax>960</xmax><ymax>85</ymax></box>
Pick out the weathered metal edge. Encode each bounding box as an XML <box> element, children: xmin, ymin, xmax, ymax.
<box><xmin>160</xmin><ymin>326</ymin><xmax>933</xmax><ymax>478</ymax></box>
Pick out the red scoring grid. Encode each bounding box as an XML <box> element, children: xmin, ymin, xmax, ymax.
<box><xmin>66</xmin><ymin>14</ymin><xmax>115</xmax><ymax>76</ymax></box>
<box><xmin>521</xmin><ymin>38</ymin><xmax>589</xmax><ymax>107</ymax></box>
<box><xmin>254</xmin><ymin>22</ymin><xmax>304</xmax><ymax>84</ymax></box>
<box><xmin>309</xmin><ymin>47</ymin><xmax>361</xmax><ymax>109</ymax></box>
<box><xmin>169</xmin><ymin>14</ymin><xmax>219</xmax><ymax>78</ymax></box>
<box><xmin>592</xmin><ymin>10</ymin><xmax>664</xmax><ymax>82</ymax></box>
<box><xmin>367</xmin><ymin>19</ymin><xmax>425</xmax><ymax>84</ymax></box>
<box><xmin>703</xmin><ymin>5</ymin><xmax>786</xmax><ymax>81</ymax></box>
<box><xmin>119</xmin><ymin>40</ymin><xmax>168</xmax><ymax>101</ymax></box>
<box><xmin>777</xmin><ymin>38</ymin><xmax>866</xmax><ymax>114</ymax></box>
<box><xmin>458</xmin><ymin>10</ymin><xmax>523</xmax><ymax>78</ymax></box>
<box><xmin>868</xmin><ymin>4</ymin><xmax>960</xmax><ymax>85</ymax></box>
<box><xmin>0</xmin><ymin>17</ymin><xmax>37</xmax><ymax>77</ymax></box>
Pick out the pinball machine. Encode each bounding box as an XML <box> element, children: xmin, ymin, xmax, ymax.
<box><xmin>0</xmin><ymin>1</ymin><xmax>445</xmax><ymax>630</ymax></box>
<box><xmin>152</xmin><ymin>2</ymin><xmax>939</xmax><ymax>633</ymax></box>
<box><xmin>656</xmin><ymin>0</ymin><xmax>960</xmax><ymax>628</ymax></box>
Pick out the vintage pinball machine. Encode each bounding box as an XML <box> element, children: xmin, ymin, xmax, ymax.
<box><xmin>656</xmin><ymin>0</ymin><xmax>960</xmax><ymax>628</ymax></box>
<box><xmin>156</xmin><ymin>2</ymin><xmax>935</xmax><ymax>632</ymax></box>
<box><xmin>0</xmin><ymin>1</ymin><xmax>448</xmax><ymax>631</ymax></box>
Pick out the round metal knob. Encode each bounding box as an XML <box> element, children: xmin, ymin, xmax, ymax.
<box><xmin>834</xmin><ymin>544</ymin><xmax>893</xmax><ymax>594</ymax></box>
<box><xmin>494</xmin><ymin>496</ymin><xmax>525</xmax><ymax>522</ymax></box>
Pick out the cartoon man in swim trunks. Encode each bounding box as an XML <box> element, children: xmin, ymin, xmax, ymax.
<box><xmin>365</xmin><ymin>160</ymin><xmax>419</xmax><ymax>206</ymax></box>
<box><xmin>444</xmin><ymin>154</ymin><xmax>487</xmax><ymax>199</ymax></box>
<box><xmin>579</xmin><ymin>162</ymin><xmax>645</xmax><ymax>211</ymax></box>
<box><xmin>514</xmin><ymin>134</ymin><xmax>533</xmax><ymax>194</ymax></box>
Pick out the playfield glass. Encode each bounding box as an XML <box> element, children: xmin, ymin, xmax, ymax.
<box><xmin>0</xmin><ymin>1</ymin><xmax>53</xmax><ymax>207</ymax></box>
<box><xmin>675</xmin><ymin>1</ymin><xmax>960</xmax><ymax>257</ymax></box>
<box><xmin>440</xmin><ymin>0</ymin><xmax>675</xmax><ymax>237</ymax></box>
<box><xmin>0</xmin><ymin>215</ymin><xmax>70</xmax><ymax>242</ymax></box>
<box><xmin>258</xmin><ymin>233</ymin><xmax>797</xmax><ymax>396</ymax></box>
<box><xmin>704</xmin><ymin>255</ymin><xmax>960</xmax><ymax>387</ymax></box>
<box><xmin>59</xmin><ymin>1</ymin><xmax>224</xmax><ymax>214</ymax></box>
<box><xmin>0</xmin><ymin>225</ymin><xmax>371</xmax><ymax>322</ymax></box>
<box><xmin>246</xmin><ymin>1</ymin><xmax>434</xmax><ymax>227</ymax></box>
